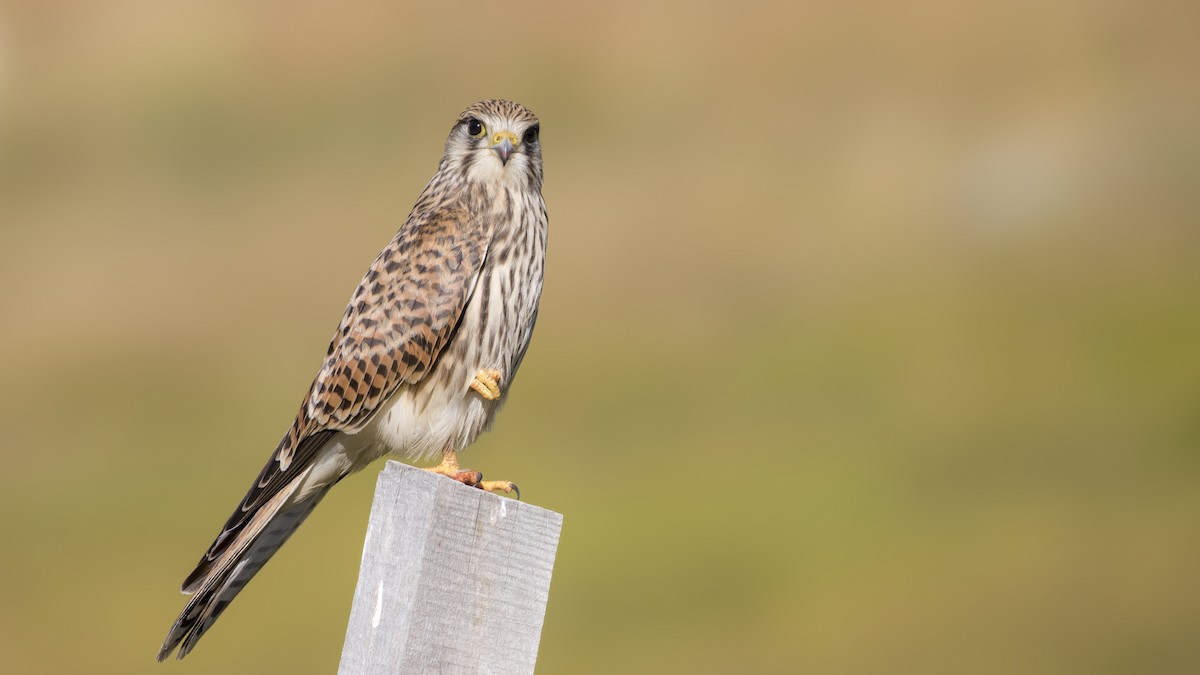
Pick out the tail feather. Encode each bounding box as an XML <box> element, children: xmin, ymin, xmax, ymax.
<box><xmin>157</xmin><ymin>468</ymin><xmax>329</xmax><ymax>661</ymax></box>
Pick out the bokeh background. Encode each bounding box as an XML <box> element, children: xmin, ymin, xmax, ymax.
<box><xmin>1</xmin><ymin>1</ymin><xmax>1198</xmax><ymax>673</ymax></box>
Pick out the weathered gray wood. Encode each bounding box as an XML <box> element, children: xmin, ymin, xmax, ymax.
<box><xmin>339</xmin><ymin>461</ymin><xmax>562</xmax><ymax>675</ymax></box>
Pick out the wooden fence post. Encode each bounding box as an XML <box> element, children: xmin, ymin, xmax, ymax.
<box><xmin>338</xmin><ymin>461</ymin><xmax>563</xmax><ymax>674</ymax></box>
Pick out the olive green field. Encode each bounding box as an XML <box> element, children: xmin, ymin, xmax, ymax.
<box><xmin>1</xmin><ymin>1</ymin><xmax>1198</xmax><ymax>673</ymax></box>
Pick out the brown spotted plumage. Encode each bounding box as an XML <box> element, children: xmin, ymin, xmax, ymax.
<box><xmin>158</xmin><ymin>99</ymin><xmax>547</xmax><ymax>661</ymax></box>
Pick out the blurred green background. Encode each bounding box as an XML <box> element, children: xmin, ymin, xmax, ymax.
<box><xmin>1</xmin><ymin>1</ymin><xmax>1198</xmax><ymax>673</ymax></box>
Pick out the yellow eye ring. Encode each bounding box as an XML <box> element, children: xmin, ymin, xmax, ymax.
<box><xmin>466</xmin><ymin>118</ymin><xmax>485</xmax><ymax>137</ymax></box>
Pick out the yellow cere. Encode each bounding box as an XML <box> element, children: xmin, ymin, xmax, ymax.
<box><xmin>491</xmin><ymin>131</ymin><xmax>518</xmax><ymax>146</ymax></box>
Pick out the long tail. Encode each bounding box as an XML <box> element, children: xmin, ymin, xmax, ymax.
<box><xmin>157</xmin><ymin>467</ymin><xmax>330</xmax><ymax>661</ymax></box>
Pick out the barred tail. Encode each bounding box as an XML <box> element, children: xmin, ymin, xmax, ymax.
<box><xmin>157</xmin><ymin>469</ymin><xmax>329</xmax><ymax>661</ymax></box>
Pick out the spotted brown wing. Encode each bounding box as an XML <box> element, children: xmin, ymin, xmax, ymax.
<box><xmin>181</xmin><ymin>206</ymin><xmax>488</xmax><ymax>591</ymax></box>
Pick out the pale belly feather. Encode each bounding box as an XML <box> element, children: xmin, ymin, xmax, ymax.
<box><xmin>317</xmin><ymin>185</ymin><xmax>545</xmax><ymax>488</ymax></box>
<box><xmin>295</xmin><ymin>193</ymin><xmax>544</xmax><ymax>500</ymax></box>
<box><xmin>359</xmin><ymin>241</ymin><xmax>541</xmax><ymax>465</ymax></box>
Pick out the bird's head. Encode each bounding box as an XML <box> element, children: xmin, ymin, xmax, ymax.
<box><xmin>443</xmin><ymin>99</ymin><xmax>542</xmax><ymax>187</ymax></box>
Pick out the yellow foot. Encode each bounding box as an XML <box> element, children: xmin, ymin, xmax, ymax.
<box><xmin>479</xmin><ymin>480</ymin><xmax>520</xmax><ymax>500</ymax></box>
<box><xmin>423</xmin><ymin>449</ymin><xmax>520</xmax><ymax>499</ymax></box>
<box><xmin>469</xmin><ymin>368</ymin><xmax>503</xmax><ymax>400</ymax></box>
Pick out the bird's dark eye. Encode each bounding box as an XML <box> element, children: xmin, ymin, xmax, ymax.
<box><xmin>466</xmin><ymin>118</ymin><xmax>485</xmax><ymax>137</ymax></box>
<box><xmin>523</xmin><ymin>125</ymin><xmax>539</xmax><ymax>145</ymax></box>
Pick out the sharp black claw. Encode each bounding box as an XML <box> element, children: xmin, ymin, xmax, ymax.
<box><xmin>511</xmin><ymin>483</ymin><xmax>521</xmax><ymax>501</ymax></box>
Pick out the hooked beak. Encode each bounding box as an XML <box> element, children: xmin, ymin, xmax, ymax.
<box><xmin>490</xmin><ymin>131</ymin><xmax>518</xmax><ymax>165</ymax></box>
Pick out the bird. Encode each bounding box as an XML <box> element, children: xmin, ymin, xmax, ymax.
<box><xmin>157</xmin><ymin>99</ymin><xmax>547</xmax><ymax>661</ymax></box>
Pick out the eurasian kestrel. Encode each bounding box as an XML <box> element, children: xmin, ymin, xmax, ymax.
<box><xmin>158</xmin><ymin>99</ymin><xmax>547</xmax><ymax>661</ymax></box>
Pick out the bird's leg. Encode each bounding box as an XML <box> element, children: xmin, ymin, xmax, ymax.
<box><xmin>469</xmin><ymin>368</ymin><xmax>503</xmax><ymax>400</ymax></box>
<box><xmin>424</xmin><ymin>448</ymin><xmax>482</xmax><ymax>487</ymax></box>
<box><xmin>423</xmin><ymin>447</ymin><xmax>520</xmax><ymax>499</ymax></box>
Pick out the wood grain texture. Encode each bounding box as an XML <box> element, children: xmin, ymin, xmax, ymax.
<box><xmin>339</xmin><ymin>461</ymin><xmax>563</xmax><ymax>675</ymax></box>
